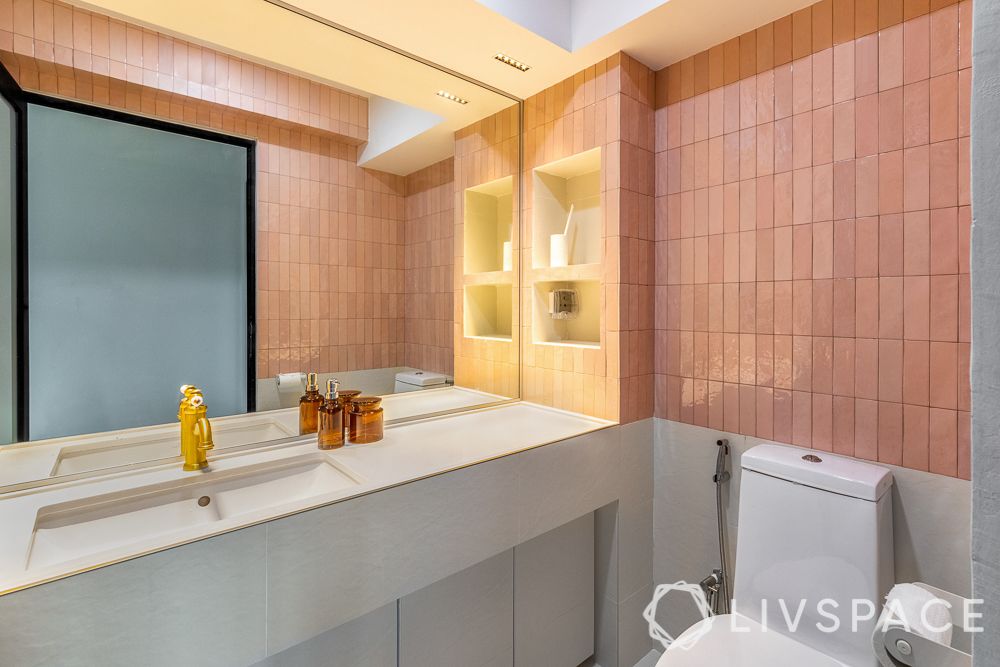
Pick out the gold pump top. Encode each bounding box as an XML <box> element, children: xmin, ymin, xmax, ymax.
<box><xmin>325</xmin><ymin>378</ymin><xmax>340</xmax><ymax>400</ymax></box>
<box><xmin>306</xmin><ymin>372</ymin><xmax>319</xmax><ymax>391</ymax></box>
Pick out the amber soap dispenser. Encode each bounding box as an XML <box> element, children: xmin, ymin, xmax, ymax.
<box><xmin>317</xmin><ymin>379</ymin><xmax>345</xmax><ymax>450</ymax></box>
<box><xmin>299</xmin><ymin>372</ymin><xmax>323</xmax><ymax>435</ymax></box>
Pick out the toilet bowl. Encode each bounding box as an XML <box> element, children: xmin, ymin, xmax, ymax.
<box><xmin>393</xmin><ymin>370</ymin><xmax>448</xmax><ymax>393</ymax></box>
<box><xmin>656</xmin><ymin>444</ymin><xmax>894</xmax><ymax>667</ymax></box>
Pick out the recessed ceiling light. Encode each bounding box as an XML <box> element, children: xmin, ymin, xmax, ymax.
<box><xmin>494</xmin><ymin>53</ymin><xmax>530</xmax><ymax>72</ymax></box>
<box><xmin>436</xmin><ymin>90</ymin><xmax>469</xmax><ymax>104</ymax></box>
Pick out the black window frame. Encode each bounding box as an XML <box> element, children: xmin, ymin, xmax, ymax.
<box><xmin>0</xmin><ymin>63</ymin><xmax>257</xmax><ymax>442</ymax></box>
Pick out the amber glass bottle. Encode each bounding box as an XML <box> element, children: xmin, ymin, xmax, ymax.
<box><xmin>348</xmin><ymin>396</ymin><xmax>384</xmax><ymax>444</ymax></box>
<box><xmin>298</xmin><ymin>372</ymin><xmax>323</xmax><ymax>435</ymax></box>
<box><xmin>317</xmin><ymin>379</ymin><xmax>345</xmax><ymax>450</ymax></box>
<box><xmin>337</xmin><ymin>389</ymin><xmax>362</xmax><ymax>439</ymax></box>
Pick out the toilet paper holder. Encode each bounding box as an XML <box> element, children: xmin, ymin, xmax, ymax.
<box><xmin>872</xmin><ymin>583</ymin><xmax>972</xmax><ymax>667</ymax></box>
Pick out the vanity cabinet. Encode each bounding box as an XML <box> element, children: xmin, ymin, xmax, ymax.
<box><xmin>397</xmin><ymin>514</ymin><xmax>595</xmax><ymax>667</ymax></box>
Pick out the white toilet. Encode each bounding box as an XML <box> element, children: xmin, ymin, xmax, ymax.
<box><xmin>657</xmin><ymin>444</ymin><xmax>894</xmax><ymax>667</ymax></box>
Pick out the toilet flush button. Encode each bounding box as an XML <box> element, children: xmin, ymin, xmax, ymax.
<box><xmin>802</xmin><ymin>454</ymin><xmax>823</xmax><ymax>463</ymax></box>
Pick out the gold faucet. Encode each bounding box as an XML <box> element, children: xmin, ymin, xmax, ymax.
<box><xmin>178</xmin><ymin>385</ymin><xmax>214</xmax><ymax>471</ymax></box>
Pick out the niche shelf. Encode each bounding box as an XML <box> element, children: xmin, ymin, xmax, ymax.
<box><xmin>464</xmin><ymin>175</ymin><xmax>514</xmax><ymax>276</ymax></box>
<box><xmin>531</xmin><ymin>147</ymin><xmax>601</xmax><ymax>270</ymax></box>
<box><xmin>464</xmin><ymin>284</ymin><xmax>513</xmax><ymax>342</ymax></box>
<box><xmin>531</xmin><ymin>280</ymin><xmax>600</xmax><ymax>349</ymax></box>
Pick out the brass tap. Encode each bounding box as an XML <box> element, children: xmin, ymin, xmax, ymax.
<box><xmin>178</xmin><ymin>385</ymin><xmax>214</xmax><ymax>471</ymax></box>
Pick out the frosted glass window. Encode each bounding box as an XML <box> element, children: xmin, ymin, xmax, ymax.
<box><xmin>0</xmin><ymin>94</ymin><xmax>13</xmax><ymax>445</ymax></box>
<box><xmin>27</xmin><ymin>104</ymin><xmax>250</xmax><ymax>441</ymax></box>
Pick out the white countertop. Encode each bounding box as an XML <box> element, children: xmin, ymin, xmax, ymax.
<box><xmin>0</xmin><ymin>401</ymin><xmax>612</xmax><ymax>595</ymax></box>
<box><xmin>0</xmin><ymin>386</ymin><xmax>506</xmax><ymax>488</ymax></box>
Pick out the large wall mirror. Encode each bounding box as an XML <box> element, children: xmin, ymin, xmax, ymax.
<box><xmin>0</xmin><ymin>0</ymin><xmax>521</xmax><ymax>489</ymax></box>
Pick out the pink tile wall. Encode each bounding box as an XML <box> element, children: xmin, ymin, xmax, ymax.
<box><xmin>404</xmin><ymin>158</ymin><xmax>455</xmax><ymax>375</ymax></box>
<box><xmin>654</xmin><ymin>2</ymin><xmax>971</xmax><ymax>478</ymax></box>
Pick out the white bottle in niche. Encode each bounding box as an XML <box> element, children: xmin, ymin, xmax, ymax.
<box><xmin>502</xmin><ymin>241</ymin><xmax>513</xmax><ymax>271</ymax></box>
<box><xmin>549</xmin><ymin>204</ymin><xmax>575</xmax><ymax>267</ymax></box>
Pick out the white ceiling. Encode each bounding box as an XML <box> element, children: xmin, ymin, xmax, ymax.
<box><xmin>283</xmin><ymin>0</ymin><xmax>817</xmax><ymax>101</ymax></box>
<box><xmin>72</xmin><ymin>0</ymin><xmax>817</xmax><ymax>174</ymax></box>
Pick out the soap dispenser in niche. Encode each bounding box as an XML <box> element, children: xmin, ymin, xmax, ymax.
<box><xmin>299</xmin><ymin>372</ymin><xmax>323</xmax><ymax>435</ymax></box>
<box><xmin>317</xmin><ymin>379</ymin><xmax>345</xmax><ymax>450</ymax></box>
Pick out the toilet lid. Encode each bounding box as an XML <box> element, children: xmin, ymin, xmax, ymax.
<box><xmin>655</xmin><ymin>614</ymin><xmax>848</xmax><ymax>667</ymax></box>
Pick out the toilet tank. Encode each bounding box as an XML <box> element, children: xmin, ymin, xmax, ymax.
<box><xmin>732</xmin><ymin>444</ymin><xmax>894</xmax><ymax>667</ymax></box>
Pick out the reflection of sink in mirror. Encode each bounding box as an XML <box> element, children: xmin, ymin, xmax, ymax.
<box><xmin>28</xmin><ymin>453</ymin><xmax>360</xmax><ymax>571</ymax></box>
<box><xmin>49</xmin><ymin>414</ymin><xmax>297</xmax><ymax>477</ymax></box>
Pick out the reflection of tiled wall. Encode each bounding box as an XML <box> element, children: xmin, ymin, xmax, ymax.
<box><xmin>453</xmin><ymin>104</ymin><xmax>520</xmax><ymax>399</ymax></box>
<box><xmin>521</xmin><ymin>53</ymin><xmax>655</xmax><ymax>423</ymax></box>
<box><xmin>0</xmin><ymin>0</ymin><xmax>408</xmax><ymax>380</ymax></box>
<box><xmin>654</xmin><ymin>0</ymin><xmax>972</xmax><ymax>477</ymax></box>
<box><xmin>404</xmin><ymin>158</ymin><xmax>454</xmax><ymax>376</ymax></box>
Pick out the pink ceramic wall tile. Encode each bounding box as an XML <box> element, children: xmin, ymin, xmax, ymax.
<box><xmin>902</xmin><ymin>404</ymin><xmax>930</xmax><ymax>470</ymax></box>
<box><xmin>929</xmin><ymin>274</ymin><xmax>959</xmax><ymax>342</ymax></box>
<box><xmin>929</xmin><ymin>341</ymin><xmax>958</xmax><ymax>409</ymax></box>
<box><xmin>878</xmin><ymin>24</ymin><xmax>904</xmax><ymax>91</ymax></box>
<box><xmin>929</xmin><ymin>139</ymin><xmax>958</xmax><ymax>208</ymax></box>
<box><xmin>878</xmin><ymin>150</ymin><xmax>904</xmax><ymax>214</ymax></box>
<box><xmin>903</xmin><ymin>340</ymin><xmax>930</xmax><ymax>405</ymax></box>
<box><xmin>855</xmin><ymin>398</ymin><xmax>879</xmax><ymax>460</ymax></box>
<box><xmin>792</xmin><ymin>389</ymin><xmax>812</xmax><ymax>446</ymax></box>
<box><xmin>929</xmin><ymin>5</ymin><xmax>960</xmax><ymax>78</ymax></box>
<box><xmin>877</xmin><ymin>401</ymin><xmax>904</xmax><ymax>465</ymax></box>
<box><xmin>903</xmin><ymin>81</ymin><xmax>930</xmax><ymax>147</ymax></box>
<box><xmin>814</xmin><ymin>107</ymin><xmax>835</xmax><ymax>166</ymax></box>
<box><xmin>832</xmin><ymin>394</ymin><xmax>855</xmax><ymax>455</ymax></box>
<box><xmin>793</xmin><ymin>111</ymin><xmax>813</xmax><ymax>169</ymax></box>
<box><xmin>928</xmin><ymin>407</ymin><xmax>958</xmax><ymax>476</ymax></box>
<box><xmin>929</xmin><ymin>72</ymin><xmax>958</xmax><ymax>142</ymax></box>
<box><xmin>855</xmin><ymin>155</ymin><xmax>880</xmax><ymax>215</ymax></box>
<box><xmin>879</xmin><ymin>87</ymin><xmax>904</xmax><ymax>153</ymax></box>
<box><xmin>903</xmin><ymin>210</ymin><xmax>930</xmax><ymax>275</ymax></box>
<box><xmin>855</xmin><ymin>33</ymin><xmax>879</xmax><ymax>97</ymax></box>
<box><xmin>903</xmin><ymin>276</ymin><xmax>930</xmax><ymax>340</ymax></box>
<box><xmin>902</xmin><ymin>14</ymin><xmax>930</xmax><ymax>85</ymax></box>
<box><xmin>833</xmin><ymin>101</ymin><xmax>855</xmax><ymax>162</ymax></box>
<box><xmin>792</xmin><ymin>55</ymin><xmax>813</xmax><ymax>114</ymax></box>
<box><xmin>958</xmin><ymin>1</ymin><xmax>972</xmax><ymax>70</ymax></box>
<box><xmin>833</xmin><ymin>42</ymin><xmax>855</xmax><ymax>103</ymax></box>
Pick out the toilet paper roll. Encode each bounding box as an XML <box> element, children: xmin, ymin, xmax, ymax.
<box><xmin>550</xmin><ymin>233</ymin><xmax>569</xmax><ymax>268</ymax></box>
<box><xmin>883</xmin><ymin>583</ymin><xmax>954</xmax><ymax>646</ymax></box>
<box><xmin>502</xmin><ymin>241</ymin><xmax>513</xmax><ymax>272</ymax></box>
<box><xmin>276</xmin><ymin>372</ymin><xmax>306</xmax><ymax>394</ymax></box>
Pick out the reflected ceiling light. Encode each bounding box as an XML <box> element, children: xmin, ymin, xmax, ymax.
<box><xmin>436</xmin><ymin>90</ymin><xmax>469</xmax><ymax>104</ymax></box>
<box><xmin>494</xmin><ymin>53</ymin><xmax>530</xmax><ymax>72</ymax></box>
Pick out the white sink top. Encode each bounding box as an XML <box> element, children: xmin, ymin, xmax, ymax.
<box><xmin>29</xmin><ymin>453</ymin><xmax>360</xmax><ymax>571</ymax></box>
<box><xmin>0</xmin><ymin>402</ymin><xmax>611</xmax><ymax>594</ymax></box>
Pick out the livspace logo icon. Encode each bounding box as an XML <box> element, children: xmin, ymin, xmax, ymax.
<box><xmin>644</xmin><ymin>582</ymin><xmax>985</xmax><ymax>652</ymax></box>
<box><xmin>642</xmin><ymin>582</ymin><xmax>714</xmax><ymax>650</ymax></box>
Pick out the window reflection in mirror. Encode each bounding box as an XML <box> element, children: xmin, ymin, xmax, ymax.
<box><xmin>0</xmin><ymin>0</ymin><xmax>521</xmax><ymax>490</ymax></box>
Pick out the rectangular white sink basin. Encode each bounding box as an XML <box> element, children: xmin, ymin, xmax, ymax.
<box><xmin>49</xmin><ymin>414</ymin><xmax>298</xmax><ymax>477</ymax></box>
<box><xmin>27</xmin><ymin>453</ymin><xmax>359</xmax><ymax>571</ymax></box>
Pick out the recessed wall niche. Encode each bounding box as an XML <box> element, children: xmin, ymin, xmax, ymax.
<box><xmin>531</xmin><ymin>147</ymin><xmax>601</xmax><ymax>270</ymax></box>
